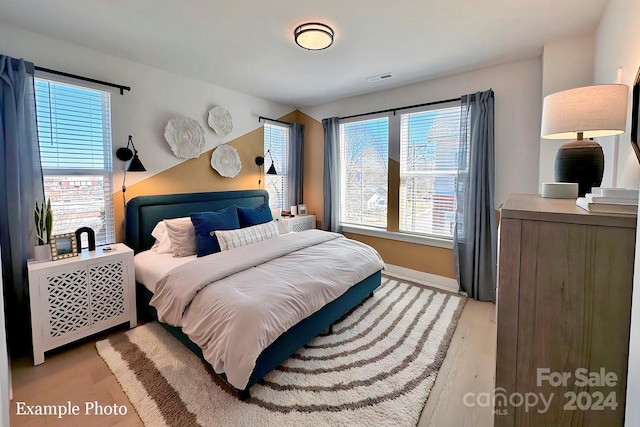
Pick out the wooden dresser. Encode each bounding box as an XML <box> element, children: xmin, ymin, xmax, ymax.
<box><xmin>495</xmin><ymin>194</ymin><xmax>636</xmax><ymax>426</ymax></box>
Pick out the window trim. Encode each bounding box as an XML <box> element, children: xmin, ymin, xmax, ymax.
<box><xmin>341</xmin><ymin>225</ymin><xmax>453</xmax><ymax>249</ymax></box>
<box><xmin>338</xmin><ymin>99</ymin><xmax>462</xmax><ymax>243</ymax></box>
<box><xmin>35</xmin><ymin>77</ymin><xmax>115</xmax><ymax>245</ymax></box>
<box><xmin>338</xmin><ymin>115</ymin><xmax>390</xmax><ymax>229</ymax></box>
<box><xmin>263</xmin><ymin>122</ymin><xmax>290</xmax><ymax>210</ymax></box>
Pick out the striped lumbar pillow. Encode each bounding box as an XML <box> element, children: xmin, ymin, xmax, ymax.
<box><xmin>215</xmin><ymin>221</ymin><xmax>280</xmax><ymax>251</ymax></box>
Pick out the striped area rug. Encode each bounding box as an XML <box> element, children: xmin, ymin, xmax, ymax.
<box><xmin>96</xmin><ymin>276</ymin><xmax>466</xmax><ymax>427</ymax></box>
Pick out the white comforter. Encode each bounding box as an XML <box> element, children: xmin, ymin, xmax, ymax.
<box><xmin>149</xmin><ymin>230</ymin><xmax>384</xmax><ymax>390</ymax></box>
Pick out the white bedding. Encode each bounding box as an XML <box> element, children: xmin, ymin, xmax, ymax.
<box><xmin>149</xmin><ymin>230</ymin><xmax>385</xmax><ymax>390</ymax></box>
<box><xmin>133</xmin><ymin>250</ymin><xmax>195</xmax><ymax>293</ymax></box>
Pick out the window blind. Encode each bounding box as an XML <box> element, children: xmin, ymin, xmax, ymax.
<box><xmin>399</xmin><ymin>105</ymin><xmax>461</xmax><ymax>238</ymax></box>
<box><xmin>339</xmin><ymin>117</ymin><xmax>389</xmax><ymax>228</ymax></box>
<box><xmin>35</xmin><ymin>78</ymin><xmax>115</xmax><ymax>245</ymax></box>
<box><xmin>264</xmin><ymin>123</ymin><xmax>289</xmax><ymax>210</ymax></box>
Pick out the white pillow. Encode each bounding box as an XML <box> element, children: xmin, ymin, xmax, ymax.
<box><xmin>151</xmin><ymin>221</ymin><xmax>173</xmax><ymax>254</ymax></box>
<box><xmin>164</xmin><ymin>217</ymin><xmax>196</xmax><ymax>257</ymax></box>
<box><xmin>215</xmin><ymin>221</ymin><xmax>279</xmax><ymax>251</ymax></box>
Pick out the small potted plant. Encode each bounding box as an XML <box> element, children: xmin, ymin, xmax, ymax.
<box><xmin>33</xmin><ymin>198</ymin><xmax>53</xmax><ymax>260</ymax></box>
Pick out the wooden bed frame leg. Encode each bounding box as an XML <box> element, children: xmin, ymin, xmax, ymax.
<box><xmin>237</xmin><ymin>388</ymin><xmax>251</xmax><ymax>401</ymax></box>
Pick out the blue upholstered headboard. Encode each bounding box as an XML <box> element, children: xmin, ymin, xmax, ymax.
<box><xmin>124</xmin><ymin>190</ymin><xmax>269</xmax><ymax>253</ymax></box>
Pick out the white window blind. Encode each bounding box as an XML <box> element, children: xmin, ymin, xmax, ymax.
<box><xmin>264</xmin><ymin>123</ymin><xmax>289</xmax><ymax>210</ymax></box>
<box><xmin>35</xmin><ymin>78</ymin><xmax>115</xmax><ymax>245</ymax></box>
<box><xmin>339</xmin><ymin>117</ymin><xmax>389</xmax><ymax>228</ymax></box>
<box><xmin>399</xmin><ymin>105</ymin><xmax>461</xmax><ymax>238</ymax></box>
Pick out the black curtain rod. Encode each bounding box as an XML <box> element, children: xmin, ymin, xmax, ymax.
<box><xmin>34</xmin><ymin>66</ymin><xmax>131</xmax><ymax>95</ymax></box>
<box><xmin>258</xmin><ymin>116</ymin><xmax>291</xmax><ymax>125</ymax></box>
<box><xmin>338</xmin><ymin>91</ymin><xmax>494</xmax><ymax>121</ymax></box>
<box><xmin>339</xmin><ymin>97</ymin><xmax>460</xmax><ymax>121</ymax></box>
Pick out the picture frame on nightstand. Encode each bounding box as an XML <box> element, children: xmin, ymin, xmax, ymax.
<box><xmin>50</xmin><ymin>233</ymin><xmax>78</xmax><ymax>261</ymax></box>
<box><xmin>298</xmin><ymin>204</ymin><xmax>307</xmax><ymax>216</ymax></box>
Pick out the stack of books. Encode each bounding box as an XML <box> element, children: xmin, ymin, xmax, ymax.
<box><xmin>576</xmin><ymin>188</ymin><xmax>638</xmax><ymax>215</ymax></box>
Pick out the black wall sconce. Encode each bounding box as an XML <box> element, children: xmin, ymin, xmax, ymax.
<box><xmin>116</xmin><ymin>135</ymin><xmax>146</xmax><ymax>207</ymax></box>
<box><xmin>116</xmin><ymin>135</ymin><xmax>146</xmax><ymax>172</ymax></box>
<box><xmin>255</xmin><ymin>150</ymin><xmax>277</xmax><ymax>187</ymax></box>
<box><xmin>256</xmin><ymin>149</ymin><xmax>277</xmax><ymax>175</ymax></box>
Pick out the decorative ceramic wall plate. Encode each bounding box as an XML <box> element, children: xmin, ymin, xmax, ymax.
<box><xmin>211</xmin><ymin>144</ymin><xmax>241</xmax><ymax>178</ymax></box>
<box><xmin>164</xmin><ymin>116</ymin><xmax>205</xmax><ymax>159</ymax></box>
<box><xmin>208</xmin><ymin>106</ymin><xmax>233</xmax><ymax>136</ymax></box>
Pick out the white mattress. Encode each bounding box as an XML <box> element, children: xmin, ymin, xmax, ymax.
<box><xmin>134</xmin><ymin>250</ymin><xmax>196</xmax><ymax>293</ymax></box>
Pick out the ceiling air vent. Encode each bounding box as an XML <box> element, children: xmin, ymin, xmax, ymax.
<box><xmin>366</xmin><ymin>73</ymin><xmax>393</xmax><ymax>83</ymax></box>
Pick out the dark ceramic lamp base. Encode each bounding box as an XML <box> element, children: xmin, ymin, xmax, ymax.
<box><xmin>555</xmin><ymin>140</ymin><xmax>604</xmax><ymax>197</ymax></box>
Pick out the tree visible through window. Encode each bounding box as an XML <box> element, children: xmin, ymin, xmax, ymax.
<box><xmin>338</xmin><ymin>102</ymin><xmax>462</xmax><ymax>239</ymax></box>
<box><xmin>400</xmin><ymin>106</ymin><xmax>461</xmax><ymax>237</ymax></box>
<box><xmin>339</xmin><ymin>118</ymin><xmax>389</xmax><ymax>228</ymax></box>
<box><xmin>35</xmin><ymin>78</ymin><xmax>114</xmax><ymax>245</ymax></box>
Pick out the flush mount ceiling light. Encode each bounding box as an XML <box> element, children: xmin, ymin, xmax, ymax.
<box><xmin>294</xmin><ymin>22</ymin><xmax>334</xmax><ymax>50</ymax></box>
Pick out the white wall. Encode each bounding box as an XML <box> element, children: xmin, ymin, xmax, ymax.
<box><xmin>594</xmin><ymin>0</ymin><xmax>640</xmax><ymax>190</ymax></box>
<box><xmin>303</xmin><ymin>57</ymin><xmax>543</xmax><ymax>208</ymax></box>
<box><xmin>0</xmin><ymin>23</ymin><xmax>294</xmax><ymax>189</ymax></box>
<box><xmin>594</xmin><ymin>1</ymin><xmax>640</xmax><ymax>425</ymax></box>
<box><xmin>538</xmin><ymin>34</ymin><xmax>595</xmax><ymax>190</ymax></box>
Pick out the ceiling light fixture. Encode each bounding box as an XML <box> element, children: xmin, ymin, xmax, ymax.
<box><xmin>294</xmin><ymin>22</ymin><xmax>334</xmax><ymax>50</ymax></box>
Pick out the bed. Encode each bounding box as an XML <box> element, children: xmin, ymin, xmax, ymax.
<box><xmin>124</xmin><ymin>189</ymin><xmax>384</xmax><ymax>399</ymax></box>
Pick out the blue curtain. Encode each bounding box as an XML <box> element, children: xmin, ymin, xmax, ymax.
<box><xmin>322</xmin><ymin>117</ymin><xmax>341</xmax><ymax>232</ymax></box>
<box><xmin>0</xmin><ymin>55</ymin><xmax>44</xmax><ymax>355</ymax></box>
<box><xmin>287</xmin><ymin>122</ymin><xmax>304</xmax><ymax>207</ymax></box>
<box><xmin>454</xmin><ymin>90</ymin><xmax>497</xmax><ymax>302</ymax></box>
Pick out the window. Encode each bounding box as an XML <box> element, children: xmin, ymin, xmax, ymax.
<box><xmin>264</xmin><ymin>123</ymin><xmax>289</xmax><ymax>210</ymax></box>
<box><xmin>400</xmin><ymin>106</ymin><xmax>461</xmax><ymax>237</ymax></box>
<box><xmin>339</xmin><ymin>118</ymin><xmax>388</xmax><ymax>228</ymax></box>
<box><xmin>35</xmin><ymin>78</ymin><xmax>114</xmax><ymax>245</ymax></box>
<box><xmin>338</xmin><ymin>102</ymin><xmax>462</xmax><ymax>239</ymax></box>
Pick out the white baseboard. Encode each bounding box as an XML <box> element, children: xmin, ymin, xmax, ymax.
<box><xmin>383</xmin><ymin>264</ymin><xmax>459</xmax><ymax>294</ymax></box>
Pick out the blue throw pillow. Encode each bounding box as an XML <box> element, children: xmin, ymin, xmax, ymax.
<box><xmin>190</xmin><ymin>206</ymin><xmax>240</xmax><ymax>257</ymax></box>
<box><xmin>237</xmin><ymin>203</ymin><xmax>273</xmax><ymax>228</ymax></box>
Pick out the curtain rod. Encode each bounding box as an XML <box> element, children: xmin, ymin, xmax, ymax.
<box><xmin>34</xmin><ymin>66</ymin><xmax>131</xmax><ymax>95</ymax></box>
<box><xmin>338</xmin><ymin>91</ymin><xmax>494</xmax><ymax>121</ymax></box>
<box><xmin>339</xmin><ymin>97</ymin><xmax>460</xmax><ymax>121</ymax></box>
<box><xmin>258</xmin><ymin>116</ymin><xmax>291</xmax><ymax>125</ymax></box>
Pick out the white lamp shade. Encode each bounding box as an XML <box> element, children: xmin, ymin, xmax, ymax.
<box><xmin>541</xmin><ymin>84</ymin><xmax>629</xmax><ymax>139</ymax></box>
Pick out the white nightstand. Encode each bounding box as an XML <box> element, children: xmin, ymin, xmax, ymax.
<box><xmin>27</xmin><ymin>243</ymin><xmax>136</xmax><ymax>365</ymax></box>
<box><xmin>277</xmin><ymin>214</ymin><xmax>316</xmax><ymax>233</ymax></box>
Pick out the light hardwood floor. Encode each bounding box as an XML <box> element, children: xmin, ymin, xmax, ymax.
<box><xmin>10</xmin><ymin>299</ymin><xmax>496</xmax><ymax>427</ymax></box>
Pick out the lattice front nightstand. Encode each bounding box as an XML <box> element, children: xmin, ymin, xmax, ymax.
<box><xmin>277</xmin><ymin>214</ymin><xmax>316</xmax><ymax>233</ymax></box>
<box><xmin>27</xmin><ymin>243</ymin><xmax>136</xmax><ymax>365</ymax></box>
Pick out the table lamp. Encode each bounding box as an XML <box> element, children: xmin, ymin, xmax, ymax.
<box><xmin>541</xmin><ymin>84</ymin><xmax>629</xmax><ymax>196</ymax></box>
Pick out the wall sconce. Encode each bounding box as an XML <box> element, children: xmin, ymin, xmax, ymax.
<box><xmin>116</xmin><ymin>135</ymin><xmax>146</xmax><ymax>207</ymax></box>
<box><xmin>116</xmin><ymin>135</ymin><xmax>146</xmax><ymax>172</ymax></box>
<box><xmin>264</xmin><ymin>149</ymin><xmax>277</xmax><ymax>175</ymax></box>
<box><xmin>255</xmin><ymin>150</ymin><xmax>277</xmax><ymax>187</ymax></box>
